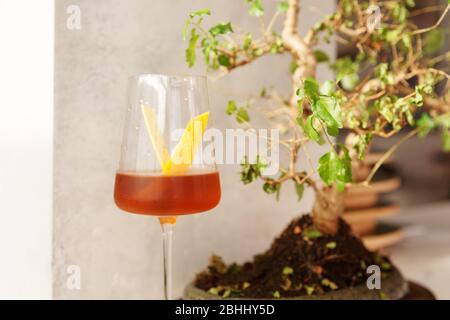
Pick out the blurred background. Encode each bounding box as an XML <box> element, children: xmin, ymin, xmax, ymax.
<box><xmin>333</xmin><ymin>2</ymin><xmax>450</xmax><ymax>300</ymax></box>
<box><xmin>337</xmin><ymin>0</ymin><xmax>450</xmax><ymax>206</ymax></box>
<box><xmin>0</xmin><ymin>0</ymin><xmax>448</xmax><ymax>299</ymax></box>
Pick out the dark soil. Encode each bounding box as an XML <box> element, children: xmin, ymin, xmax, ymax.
<box><xmin>195</xmin><ymin>214</ymin><xmax>392</xmax><ymax>298</ymax></box>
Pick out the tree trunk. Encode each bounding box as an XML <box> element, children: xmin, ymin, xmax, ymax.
<box><xmin>283</xmin><ymin>0</ymin><xmax>341</xmax><ymax>235</ymax></box>
<box><xmin>282</xmin><ymin>0</ymin><xmax>316</xmax><ymax>108</ymax></box>
<box><xmin>312</xmin><ymin>185</ymin><xmax>344</xmax><ymax>235</ymax></box>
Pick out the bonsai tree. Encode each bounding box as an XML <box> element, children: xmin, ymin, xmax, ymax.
<box><xmin>182</xmin><ymin>0</ymin><xmax>450</xmax><ymax>298</ymax></box>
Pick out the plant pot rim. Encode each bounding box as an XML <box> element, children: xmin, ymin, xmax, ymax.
<box><xmin>184</xmin><ymin>266</ymin><xmax>408</xmax><ymax>300</ymax></box>
<box><xmin>362</xmin><ymin>223</ymin><xmax>405</xmax><ymax>251</ymax></box>
<box><xmin>343</xmin><ymin>203</ymin><xmax>400</xmax><ymax>223</ymax></box>
<box><xmin>346</xmin><ymin>176</ymin><xmax>401</xmax><ymax>196</ymax></box>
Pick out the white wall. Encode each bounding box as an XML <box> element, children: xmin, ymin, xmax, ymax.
<box><xmin>53</xmin><ymin>0</ymin><xmax>334</xmax><ymax>299</ymax></box>
<box><xmin>0</xmin><ymin>0</ymin><xmax>53</xmax><ymax>299</ymax></box>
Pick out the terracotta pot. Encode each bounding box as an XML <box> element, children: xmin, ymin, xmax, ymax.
<box><xmin>352</xmin><ymin>163</ymin><xmax>371</xmax><ymax>182</ymax></box>
<box><xmin>343</xmin><ymin>204</ymin><xmax>400</xmax><ymax>236</ymax></box>
<box><xmin>346</xmin><ymin>176</ymin><xmax>401</xmax><ymax>196</ymax></box>
<box><xmin>344</xmin><ymin>193</ymin><xmax>379</xmax><ymax>210</ymax></box>
<box><xmin>347</xmin><ymin>219</ymin><xmax>377</xmax><ymax>236</ymax></box>
<box><xmin>364</xmin><ymin>152</ymin><xmax>393</xmax><ymax>166</ymax></box>
<box><xmin>362</xmin><ymin>224</ymin><xmax>405</xmax><ymax>251</ymax></box>
<box><xmin>184</xmin><ymin>266</ymin><xmax>409</xmax><ymax>300</ymax></box>
<box><xmin>344</xmin><ymin>165</ymin><xmax>401</xmax><ymax>210</ymax></box>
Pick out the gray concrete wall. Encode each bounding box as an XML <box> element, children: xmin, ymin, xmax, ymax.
<box><xmin>54</xmin><ymin>0</ymin><xmax>335</xmax><ymax>299</ymax></box>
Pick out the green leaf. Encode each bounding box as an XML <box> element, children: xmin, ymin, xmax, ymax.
<box><xmin>341</xmin><ymin>0</ymin><xmax>354</xmax><ymax>16</ymax></box>
<box><xmin>298</xmin><ymin>115</ymin><xmax>323</xmax><ymax>144</ymax></box>
<box><xmin>320</xmin><ymin>80</ymin><xmax>336</xmax><ymax>96</ymax></box>
<box><xmin>247</xmin><ymin>0</ymin><xmax>264</xmax><ymax>17</ymax></box>
<box><xmin>318</xmin><ymin>148</ymin><xmax>352</xmax><ymax>187</ymax></box>
<box><xmin>405</xmin><ymin>109</ymin><xmax>415</xmax><ymax>126</ymax></box>
<box><xmin>405</xmin><ymin>0</ymin><xmax>415</xmax><ymax>7</ymax></box>
<box><xmin>435</xmin><ymin>113</ymin><xmax>450</xmax><ymax>128</ymax></box>
<box><xmin>381</xmin><ymin>262</ymin><xmax>392</xmax><ymax>271</ymax></box>
<box><xmin>189</xmin><ymin>8</ymin><xmax>211</xmax><ymax>18</ymax></box>
<box><xmin>209</xmin><ymin>22</ymin><xmax>233</xmax><ymax>36</ymax></box>
<box><xmin>182</xmin><ymin>20</ymin><xmax>190</xmax><ymax>40</ymax></box>
<box><xmin>270</xmin><ymin>35</ymin><xmax>284</xmax><ymax>53</ymax></box>
<box><xmin>392</xmin><ymin>5</ymin><xmax>408</xmax><ymax>23</ymax></box>
<box><xmin>375</xmin><ymin>62</ymin><xmax>388</xmax><ymax>78</ymax></box>
<box><xmin>417</xmin><ymin>73</ymin><xmax>436</xmax><ymax>95</ymax></box>
<box><xmin>331</xmin><ymin>57</ymin><xmax>359</xmax><ymax>83</ymax></box>
<box><xmin>375</xmin><ymin>63</ymin><xmax>394</xmax><ymax>85</ymax></box>
<box><xmin>299</xmin><ymin>75</ymin><xmax>342</xmax><ymax>138</ymax></box>
<box><xmin>326</xmin><ymin>124</ymin><xmax>339</xmax><ymax>137</ymax></box>
<box><xmin>326</xmin><ymin>242</ymin><xmax>337</xmax><ymax>249</ymax></box>
<box><xmin>340</xmin><ymin>73</ymin><xmax>359</xmax><ymax>91</ymax></box>
<box><xmin>303</xmin><ymin>227</ymin><xmax>323</xmax><ymax>239</ymax></box>
<box><xmin>218</xmin><ymin>54</ymin><xmax>231</xmax><ymax>67</ymax></box>
<box><xmin>282</xmin><ymin>266</ymin><xmax>294</xmax><ymax>275</ymax></box>
<box><xmin>277</xmin><ymin>1</ymin><xmax>289</xmax><ymax>12</ymax></box>
<box><xmin>412</xmin><ymin>86</ymin><xmax>424</xmax><ymax>106</ymax></box>
<box><xmin>297</xmin><ymin>88</ymin><xmax>305</xmax><ymax>111</ymax></box>
<box><xmin>226</xmin><ymin>100</ymin><xmax>237</xmax><ymax>115</ymax></box>
<box><xmin>183</xmin><ymin>9</ymin><xmax>211</xmax><ymax>40</ymax></box>
<box><xmin>354</xmin><ymin>133</ymin><xmax>373</xmax><ymax>160</ymax></box>
<box><xmin>384</xmin><ymin>29</ymin><xmax>402</xmax><ymax>44</ymax></box>
<box><xmin>236</xmin><ymin>107</ymin><xmax>250</xmax><ymax>123</ymax></box>
<box><xmin>375</xmin><ymin>96</ymin><xmax>395</xmax><ymax>123</ymax></box>
<box><xmin>294</xmin><ymin>181</ymin><xmax>304</xmax><ymax>201</ymax></box>
<box><xmin>424</xmin><ymin>29</ymin><xmax>444</xmax><ymax>55</ymax></box>
<box><xmin>305</xmin><ymin>285</ymin><xmax>315</xmax><ymax>296</ymax></box>
<box><xmin>186</xmin><ymin>28</ymin><xmax>199</xmax><ymax>68</ymax></box>
<box><xmin>417</xmin><ymin>113</ymin><xmax>435</xmax><ymax>138</ymax></box>
<box><xmin>380</xmin><ymin>292</ymin><xmax>390</xmax><ymax>300</ymax></box>
<box><xmin>208</xmin><ymin>287</ymin><xmax>219</xmax><ymax>295</ymax></box>
<box><xmin>314</xmin><ymin>96</ymin><xmax>342</xmax><ymax>133</ymax></box>
<box><xmin>336</xmin><ymin>180</ymin><xmax>345</xmax><ymax>193</ymax></box>
<box><xmin>321</xmin><ymin>278</ymin><xmax>338</xmax><ymax>290</ymax></box>
<box><xmin>319</xmin><ymin>151</ymin><xmax>340</xmax><ymax>185</ymax></box>
<box><xmin>240</xmin><ymin>156</ymin><xmax>266</xmax><ymax>184</ymax></box>
<box><xmin>260</xmin><ymin>87</ymin><xmax>267</xmax><ymax>97</ymax></box>
<box><xmin>340</xmin><ymin>145</ymin><xmax>352</xmax><ymax>183</ymax></box>
<box><xmin>243</xmin><ymin>33</ymin><xmax>252</xmax><ymax>50</ymax></box>
<box><xmin>303</xmin><ymin>77</ymin><xmax>320</xmax><ymax>102</ymax></box>
<box><xmin>252</xmin><ymin>47</ymin><xmax>264</xmax><ymax>57</ymax></box>
<box><xmin>263</xmin><ymin>181</ymin><xmax>278</xmax><ymax>194</ymax></box>
<box><xmin>401</xmin><ymin>33</ymin><xmax>412</xmax><ymax>49</ymax></box>
<box><xmin>222</xmin><ymin>289</ymin><xmax>231</xmax><ymax>298</ymax></box>
<box><xmin>313</xmin><ymin>50</ymin><xmax>330</xmax><ymax>63</ymax></box>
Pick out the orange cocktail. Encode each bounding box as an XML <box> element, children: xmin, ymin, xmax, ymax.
<box><xmin>114</xmin><ymin>171</ymin><xmax>221</xmax><ymax>216</ymax></box>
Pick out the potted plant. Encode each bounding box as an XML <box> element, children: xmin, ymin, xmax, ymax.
<box><xmin>181</xmin><ymin>0</ymin><xmax>449</xmax><ymax>299</ymax></box>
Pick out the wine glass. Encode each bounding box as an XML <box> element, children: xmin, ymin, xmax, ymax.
<box><xmin>114</xmin><ymin>74</ymin><xmax>221</xmax><ymax>300</ymax></box>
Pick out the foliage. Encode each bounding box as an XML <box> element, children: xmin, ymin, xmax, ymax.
<box><xmin>318</xmin><ymin>145</ymin><xmax>352</xmax><ymax>192</ymax></box>
<box><xmin>182</xmin><ymin>0</ymin><xmax>450</xmax><ymax>207</ymax></box>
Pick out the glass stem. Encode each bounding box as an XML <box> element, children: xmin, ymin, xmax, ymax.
<box><xmin>160</xmin><ymin>220</ymin><xmax>174</xmax><ymax>300</ymax></box>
